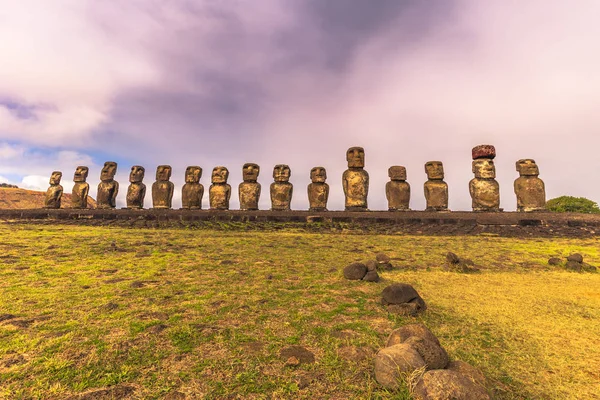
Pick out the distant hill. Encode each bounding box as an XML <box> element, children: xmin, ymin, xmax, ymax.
<box><xmin>0</xmin><ymin>187</ymin><xmax>96</xmax><ymax>209</ymax></box>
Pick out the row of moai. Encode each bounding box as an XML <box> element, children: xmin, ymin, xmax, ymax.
<box><xmin>44</xmin><ymin>145</ymin><xmax>546</xmax><ymax>212</ymax></box>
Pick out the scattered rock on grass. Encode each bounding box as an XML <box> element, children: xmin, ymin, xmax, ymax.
<box><xmin>376</xmin><ymin>253</ymin><xmax>393</xmax><ymax>270</ymax></box>
<box><xmin>374</xmin><ymin>344</ymin><xmax>426</xmax><ymax>389</ymax></box>
<box><xmin>413</xmin><ymin>369</ymin><xmax>490</xmax><ymax>400</ymax></box>
<box><xmin>381</xmin><ymin>283</ymin><xmax>427</xmax><ymax>315</ymax></box>
<box><xmin>343</xmin><ymin>262</ymin><xmax>368</xmax><ymax>280</ymax></box>
<box><xmin>548</xmin><ymin>257</ymin><xmax>561</xmax><ymax>266</ymax></box>
<box><xmin>444</xmin><ymin>252</ymin><xmax>480</xmax><ymax>273</ymax></box>
<box><xmin>566</xmin><ymin>253</ymin><xmax>583</xmax><ymax>263</ymax></box>
<box><xmin>404</xmin><ymin>336</ymin><xmax>449</xmax><ymax>370</ymax></box>
<box><xmin>386</xmin><ymin>324</ymin><xmax>440</xmax><ymax>347</ymax></box>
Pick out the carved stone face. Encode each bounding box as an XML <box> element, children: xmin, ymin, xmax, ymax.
<box><xmin>273</xmin><ymin>164</ymin><xmax>291</xmax><ymax>182</ymax></box>
<box><xmin>156</xmin><ymin>165</ymin><xmax>172</xmax><ymax>181</ymax></box>
<box><xmin>310</xmin><ymin>167</ymin><xmax>327</xmax><ymax>183</ymax></box>
<box><xmin>100</xmin><ymin>162</ymin><xmax>117</xmax><ymax>182</ymax></box>
<box><xmin>212</xmin><ymin>166</ymin><xmax>229</xmax><ymax>184</ymax></box>
<box><xmin>73</xmin><ymin>166</ymin><xmax>88</xmax><ymax>182</ymax></box>
<box><xmin>516</xmin><ymin>159</ymin><xmax>539</xmax><ymax>176</ymax></box>
<box><xmin>473</xmin><ymin>159</ymin><xmax>496</xmax><ymax>179</ymax></box>
<box><xmin>425</xmin><ymin>161</ymin><xmax>444</xmax><ymax>180</ymax></box>
<box><xmin>243</xmin><ymin>163</ymin><xmax>260</xmax><ymax>182</ymax></box>
<box><xmin>346</xmin><ymin>147</ymin><xmax>365</xmax><ymax>168</ymax></box>
<box><xmin>129</xmin><ymin>165</ymin><xmax>145</xmax><ymax>183</ymax></box>
<box><xmin>388</xmin><ymin>166</ymin><xmax>406</xmax><ymax>181</ymax></box>
<box><xmin>49</xmin><ymin>171</ymin><xmax>62</xmax><ymax>185</ymax></box>
<box><xmin>185</xmin><ymin>166</ymin><xmax>202</xmax><ymax>183</ymax></box>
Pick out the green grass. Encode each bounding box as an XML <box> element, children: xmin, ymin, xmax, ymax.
<box><xmin>0</xmin><ymin>223</ymin><xmax>599</xmax><ymax>399</ymax></box>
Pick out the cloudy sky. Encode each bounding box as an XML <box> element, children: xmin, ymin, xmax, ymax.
<box><xmin>1</xmin><ymin>0</ymin><xmax>600</xmax><ymax>210</ymax></box>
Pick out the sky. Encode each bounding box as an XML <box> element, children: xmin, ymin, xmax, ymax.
<box><xmin>2</xmin><ymin>0</ymin><xmax>600</xmax><ymax>211</ymax></box>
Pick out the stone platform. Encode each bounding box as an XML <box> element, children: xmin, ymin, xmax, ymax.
<box><xmin>1</xmin><ymin>209</ymin><xmax>599</xmax><ymax>237</ymax></box>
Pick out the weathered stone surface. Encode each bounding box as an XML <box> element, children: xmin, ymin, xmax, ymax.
<box><xmin>386</xmin><ymin>324</ymin><xmax>440</xmax><ymax>347</ymax></box>
<box><xmin>365</xmin><ymin>260</ymin><xmax>378</xmax><ymax>271</ymax></box>
<box><xmin>344</xmin><ymin>262</ymin><xmax>367</xmax><ymax>280</ymax></box>
<box><xmin>270</xmin><ymin>165</ymin><xmax>293</xmax><ymax>211</ymax></box>
<box><xmin>343</xmin><ymin>147</ymin><xmax>369</xmax><ymax>211</ymax></box>
<box><xmin>126</xmin><ymin>166</ymin><xmax>146</xmax><ymax>209</ymax></box>
<box><xmin>71</xmin><ymin>166</ymin><xmax>89</xmax><ymax>209</ymax></box>
<box><xmin>362</xmin><ymin>270</ymin><xmax>380</xmax><ymax>282</ymax></box>
<box><xmin>386</xmin><ymin>166</ymin><xmax>410</xmax><ymax>211</ymax></box>
<box><xmin>424</xmin><ymin>161</ymin><xmax>448</xmax><ymax>211</ymax></box>
<box><xmin>472</xmin><ymin>144</ymin><xmax>496</xmax><ymax>160</ymax></box>
<box><xmin>515</xmin><ymin>159</ymin><xmax>545</xmax><ymax>212</ymax></box>
<box><xmin>44</xmin><ymin>171</ymin><xmax>63</xmax><ymax>209</ymax></box>
<box><xmin>446</xmin><ymin>360</ymin><xmax>487</xmax><ymax>387</ymax></box>
<box><xmin>413</xmin><ymin>369</ymin><xmax>490</xmax><ymax>400</ymax></box>
<box><xmin>566</xmin><ymin>260</ymin><xmax>582</xmax><ymax>272</ymax></box>
<box><xmin>548</xmin><ymin>257</ymin><xmax>562</xmax><ymax>266</ymax></box>
<box><xmin>404</xmin><ymin>336</ymin><xmax>449</xmax><ymax>370</ymax></box>
<box><xmin>96</xmin><ymin>162</ymin><xmax>119</xmax><ymax>209</ymax></box>
<box><xmin>446</xmin><ymin>252</ymin><xmax>460</xmax><ymax>264</ymax></box>
<box><xmin>308</xmin><ymin>166</ymin><xmax>329</xmax><ymax>212</ymax></box>
<box><xmin>209</xmin><ymin>166</ymin><xmax>231</xmax><ymax>210</ymax></box>
<box><xmin>387</xmin><ymin>303</ymin><xmax>420</xmax><ymax>316</ymax></box>
<box><xmin>182</xmin><ymin>166</ymin><xmax>203</xmax><ymax>209</ymax></box>
<box><xmin>152</xmin><ymin>165</ymin><xmax>174</xmax><ymax>209</ymax></box>
<box><xmin>375</xmin><ymin>343</ymin><xmax>426</xmax><ymax>389</ymax></box>
<box><xmin>381</xmin><ymin>283</ymin><xmax>422</xmax><ymax>305</ymax></box>
<box><xmin>470</xmin><ymin>159</ymin><xmax>500</xmax><ymax>212</ymax></box>
<box><xmin>239</xmin><ymin>163</ymin><xmax>261</xmax><ymax>210</ymax></box>
<box><xmin>567</xmin><ymin>253</ymin><xmax>584</xmax><ymax>263</ymax></box>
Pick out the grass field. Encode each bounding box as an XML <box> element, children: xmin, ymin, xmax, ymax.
<box><xmin>0</xmin><ymin>223</ymin><xmax>599</xmax><ymax>399</ymax></box>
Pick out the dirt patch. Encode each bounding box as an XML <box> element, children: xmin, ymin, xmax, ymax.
<box><xmin>146</xmin><ymin>324</ymin><xmax>168</xmax><ymax>334</ymax></box>
<box><xmin>279</xmin><ymin>345</ymin><xmax>315</xmax><ymax>365</ymax></box>
<box><xmin>99</xmin><ymin>269</ymin><xmax>118</xmax><ymax>274</ymax></box>
<box><xmin>3</xmin><ymin>354</ymin><xmax>26</xmax><ymax>367</ymax></box>
<box><xmin>65</xmin><ymin>384</ymin><xmax>135</xmax><ymax>399</ymax></box>
<box><xmin>0</xmin><ymin>313</ymin><xmax>16</xmax><ymax>322</ymax></box>
<box><xmin>337</xmin><ymin>346</ymin><xmax>373</xmax><ymax>362</ymax></box>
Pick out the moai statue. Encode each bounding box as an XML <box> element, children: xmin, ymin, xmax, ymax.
<box><xmin>270</xmin><ymin>164</ymin><xmax>293</xmax><ymax>211</ymax></box>
<box><xmin>469</xmin><ymin>145</ymin><xmax>500</xmax><ymax>212</ymax></box>
<box><xmin>386</xmin><ymin>166</ymin><xmax>410</xmax><ymax>211</ymax></box>
<box><xmin>307</xmin><ymin>166</ymin><xmax>329</xmax><ymax>212</ymax></box>
<box><xmin>126</xmin><ymin>166</ymin><xmax>146</xmax><ymax>209</ymax></box>
<box><xmin>44</xmin><ymin>171</ymin><xmax>63</xmax><ymax>209</ymax></box>
<box><xmin>239</xmin><ymin>163</ymin><xmax>261</xmax><ymax>210</ymax></box>
<box><xmin>342</xmin><ymin>146</ymin><xmax>369</xmax><ymax>211</ymax></box>
<box><xmin>209</xmin><ymin>166</ymin><xmax>231</xmax><ymax>210</ymax></box>
<box><xmin>97</xmin><ymin>161</ymin><xmax>119</xmax><ymax>209</ymax></box>
<box><xmin>181</xmin><ymin>166</ymin><xmax>204</xmax><ymax>209</ymax></box>
<box><xmin>71</xmin><ymin>166</ymin><xmax>89</xmax><ymax>209</ymax></box>
<box><xmin>424</xmin><ymin>161</ymin><xmax>448</xmax><ymax>211</ymax></box>
<box><xmin>152</xmin><ymin>165</ymin><xmax>174</xmax><ymax>209</ymax></box>
<box><xmin>514</xmin><ymin>159</ymin><xmax>546</xmax><ymax>212</ymax></box>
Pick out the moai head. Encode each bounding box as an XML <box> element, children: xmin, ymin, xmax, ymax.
<box><xmin>346</xmin><ymin>147</ymin><xmax>365</xmax><ymax>168</ymax></box>
<box><xmin>273</xmin><ymin>164</ymin><xmax>291</xmax><ymax>182</ymax></box>
<box><xmin>212</xmin><ymin>166</ymin><xmax>229</xmax><ymax>184</ymax></box>
<box><xmin>516</xmin><ymin>159</ymin><xmax>539</xmax><ymax>177</ymax></box>
<box><xmin>425</xmin><ymin>161</ymin><xmax>444</xmax><ymax>180</ymax></box>
<box><xmin>49</xmin><ymin>171</ymin><xmax>62</xmax><ymax>185</ymax></box>
<box><xmin>129</xmin><ymin>166</ymin><xmax>145</xmax><ymax>183</ymax></box>
<box><xmin>242</xmin><ymin>163</ymin><xmax>260</xmax><ymax>183</ymax></box>
<box><xmin>472</xmin><ymin>159</ymin><xmax>496</xmax><ymax>179</ymax></box>
<box><xmin>388</xmin><ymin>166</ymin><xmax>407</xmax><ymax>181</ymax></box>
<box><xmin>310</xmin><ymin>167</ymin><xmax>327</xmax><ymax>183</ymax></box>
<box><xmin>156</xmin><ymin>165</ymin><xmax>172</xmax><ymax>182</ymax></box>
<box><xmin>185</xmin><ymin>166</ymin><xmax>202</xmax><ymax>183</ymax></box>
<box><xmin>73</xmin><ymin>166</ymin><xmax>88</xmax><ymax>183</ymax></box>
<box><xmin>100</xmin><ymin>162</ymin><xmax>117</xmax><ymax>182</ymax></box>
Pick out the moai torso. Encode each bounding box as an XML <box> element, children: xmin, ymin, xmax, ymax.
<box><xmin>308</xmin><ymin>167</ymin><xmax>329</xmax><ymax>212</ymax></box>
<box><xmin>182</xmin><ymin>166</ymin><xmax>204</xmax><ymax>209</ymax></box>
<box><xmin>152</xmin><ymin>165</ymin><xmax>174</xmax><ymax>209</ymax></box>
<box><xmin>44</xmin><ymin>171</ymin><xmax>63</xmax><ymax>209</ymax></box>
<box><xmin>386</xmin><ymin>166</ymin><xmax>410</xmax><ymax>211</ymax></box>
<box><xmin>97</xmin><ymin>162</ymin><xmax>119</xmax><ymax>209</ymax></box>
<box><xmin>209</xmin><ymin>166</ymin><xmax>231</xmax><ymax>210</ymax></box>
<box><xmin>271</xmin><ymin>164</ymin><xmax>293</xmax><ymax>211</ymax></box>
<box><xmin>239</xmin><ymin>163</ymin><xmax>261</xmax><ymax>210</ymax></box>
<box><xmin>424</xmin><ymin>161</ymin><xmax>448</xmax><ymax>211</ymax></box>
<box><xmin>71</xmin><ymin>166</ymin><xmax>89</xmax><ymax>209</ymax></box>
<box><xmin>514</xmin><ymin>159</ymin><xmax>545</xmax><ymax>212</ymax></box>
<box><xmin>470</xmin><ymin>148</ymin><xmax>500</xmax><ymax>212</ymax></box>
<box><xmin>126</xmin><ymin>165</ymin><xmax>146</xmax><ymax>209</ymax></box>
<box><xmin>343</xmin><ymin>147</ymin><xmax>369</xmax><ymax>211</ymax></box>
